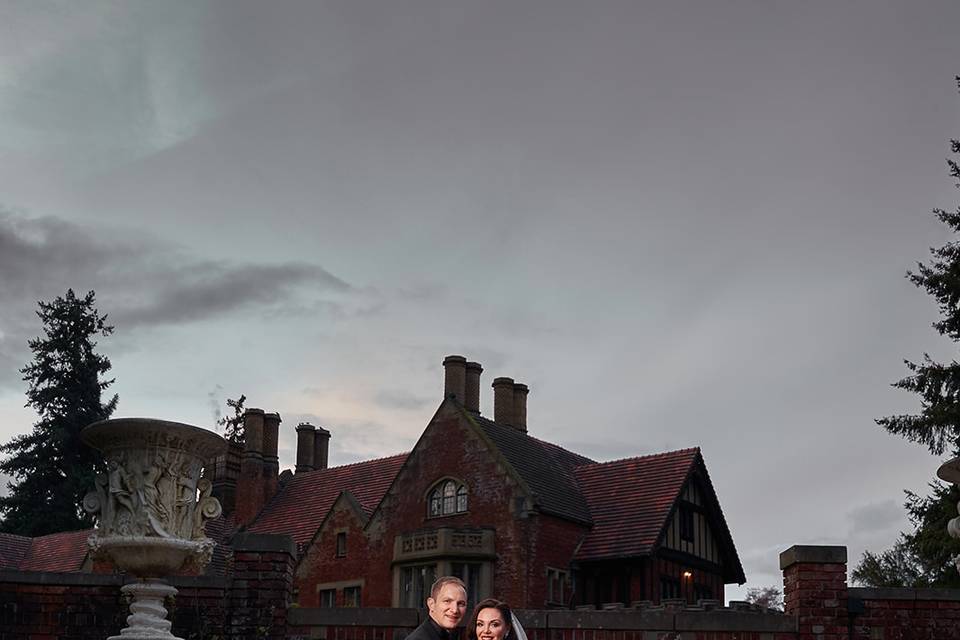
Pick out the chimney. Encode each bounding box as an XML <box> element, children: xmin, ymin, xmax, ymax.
<box><xmin>313</xmin><ymin>425</ymin><xmax>331</xmax><ymax>470</ymax></box>
<box><xmin>211</xmin><ymin>440</ymin><xmax>242</xmax><ymax>516</ymax></box>
<box><xmin>443</xmin><ymin>355</ymin><xmax>467</xmax><ymax>403</ymax></box>
<box><xmin>465</xmin><ymin>361</ymin><xmax>483</xmax><ymax>414</ymax></box>
<box><xmin>262</xmin><ymin>412</ymin><xmax>281</xmax><ymax>498</ymax></box>
<box><xmin>513</xmin><ymin>383</ymin><xmax>528</xmax><ymax>433</ymax></box>
<box><xmin>235</xmin><ymin>408</ymin><xmax>265</xmax><ymax>526</ymax></box>
<box><xmin>296</xmin><ymin>423</ymin><xmax>316</xmax><ymax>472</ymax></box>
<box><xmin>493</xmin><ymin>377</ymin><xmax>515</xmax><ymax>426</ymax></box>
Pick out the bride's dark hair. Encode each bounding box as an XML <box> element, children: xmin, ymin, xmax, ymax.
<box><xmin>467</xmin><ymin>598</ymin><xmax>513</xmax><ymax>640</ymax></box>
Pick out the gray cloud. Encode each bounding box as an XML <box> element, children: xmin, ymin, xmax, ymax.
<box><xmin>0</xmin><ymin>210</ymin><xmax>353</xmax><ymax>389</ymax></box>
<box><xmin>112</xmin><ymin>261</ymin><xmax>349</xmax><ymax>328</ymax></box>
<box><xmin>373</xmin><ymin>390</ymin><xmax>431</xmax><ymax>411</ymax></box>
<box><xmin>847</xmin><ymin>499</ymin><xmax>904</xmax><ymax>536</ymax></box>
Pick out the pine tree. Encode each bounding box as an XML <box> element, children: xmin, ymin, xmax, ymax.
<box><xmin>0</xmin><ymin>289</ymin><xmax>118</xmax><ymax>535</ymax></box>
<box><xmin>853</xmin><ymin>482</ymin><xmax>960</xmax><ymax>587</ymax></box>
<box><xmin>217</xmin><ymin>394</ymin><xmax>246</xmax><ymax>443</ymax></box>
<box><xmin>877</xmin><ymin>81</ymin><xmax>960</xmax><ymax>455</ymax></box>
<box><xmin>855</xmin><ymin>77</ymin><xmax>960</xmax><ymax>586</ymax></box>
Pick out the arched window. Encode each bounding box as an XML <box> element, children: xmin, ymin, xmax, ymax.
<box><xmin>428</xmin><ymin>479</ymin><xmax>468</xmax><ymax>517</ymax></box>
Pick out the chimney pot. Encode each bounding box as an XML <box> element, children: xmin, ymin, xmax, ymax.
<box><xmin>465</xmin><ymin>361</ymin><xmax>483</xmax><ymax>414</ymax></box>
<box><xmin>313</xmin><ymin>425</ymin><xmax>331</xmax><ymax>471</ymax></box>
<box><xmin>262</xmin><ymin>412</ymin><xmax>281</xmax><ymax>467</ymax></box>
<box><xmin>443</xmin><ymin>355</ymin><xmax>468</xmax><ymax>403</ymax></box>
<box><xmin>513</xmin><ymin>383</ymin><xmax>529</xmax><ymax>433</ymax></box>
<box><xmin>492</xmin><ymin>377</ymin><xmax>515</xmax><ymax>426</ymax></box>
<box><xmin>296</xmin><ymin>423</ymin><xmax>316</xmax><ymax>472</ymax></box>
<box><xmin>243</xmin><ymin>408</ymin><xmax>265</xmax><ymax>458</ymax></box>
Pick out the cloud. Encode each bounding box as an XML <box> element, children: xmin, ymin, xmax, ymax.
<box><xmin>111</xmin><ymin>261</ymin><xmax>350</xmax><ymax>328</ymax></box>
<box><xmin>373</xmin><ymin>390</ymin><xmax>431</xmax><ymax>411</ymax></box>
<box><xmin>847</xmin><ymin>499</ymin><xmax>904</xmax><ymax>536</ymax></box>
<box><xmin>0</xmin><ymin>210</ymin><xmax>353</xmax><ymax>390</ymax></box>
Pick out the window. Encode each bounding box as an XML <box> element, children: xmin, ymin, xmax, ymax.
<box><xmin>694</xmin><ymin>584</ymin><xmax>713</xmax><ymax>602</ymax></box>
<box><xmin>318</xmin><ymin>589</ymin><xmax>335</xmax><ymax>608</ymax></box>
<box><xmin>428</xmin><ymin>479</ymin><xmax>468</xmax><ymax>517</ymax></box>
<box><xmin>546</xmin><ymin>568</ymin><xmax>568</xmax><ymax>605</ymax></box>
<box><xmin>343</xmin><ymin>586</ymin><xmax>361</xmax><ymax>607</ymax></box>
<box><xmin>679</xmin><ymin>505</ymin><xmax>694</xmax><ymax>542</ymax></box>
<box><xmin>400</xmin><ymin>564</ymin><xmax>437</xmax><ymax>608</ymax></box>
<box><xmin>660</xmin><ymin>577</ymin><xmax>680</xmax><ymax>600</ymax></box>
<box><xmin>336</xmin><ymin>532</ymin><xmax>347</xmax><ymax>557</ymax></box>
<box><xmin>451</xmin><ymin>562</ymin><xmax>482</xmax><ymax>610</ymax></box>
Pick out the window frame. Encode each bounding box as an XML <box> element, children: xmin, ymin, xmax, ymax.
<box><xmin>426</xmin><ymin>478</ymin><xmax>469</xmax><ymax>518</ymax></box>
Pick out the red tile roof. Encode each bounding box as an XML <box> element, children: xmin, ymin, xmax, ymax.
<box><xmin>0</xmin><ymin>532</ymin><xmax>31</xmax><ymax>569</ymax></box>
<box><xmin>573</xmin><ymin>448</ymin><xmax>699</xmax><ymax>561</ymax></box>
<box><xmin>248</xmin><ymin>453</ymin><xmax>408</xmax><ymax>547</ymax></box>
<box><xmin>19</xmin><ymin>529</ymin><xmax>92</xmax><ymax>572</ymax></box>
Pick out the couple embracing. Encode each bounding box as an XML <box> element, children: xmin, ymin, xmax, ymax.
<box><xmin>407</xmin><ymin>576</ymin><xmax>525</xmax><ymax>640</ymax></box>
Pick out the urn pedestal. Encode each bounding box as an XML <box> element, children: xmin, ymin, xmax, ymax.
<box><xmin>82</xmin><ymin>418</ymin><xmax>227</xmax><ymax>640</ymax></box>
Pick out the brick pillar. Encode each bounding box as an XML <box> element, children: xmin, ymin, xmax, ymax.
<box><xmin>228</xmin><ymin>533</ymin><xmax>296</xmax><ymax>640</ymax></box>
<box><xmin>780</xmin><ymin>545</ymin><xmax>848</xmax><ymax>639</ymax></box>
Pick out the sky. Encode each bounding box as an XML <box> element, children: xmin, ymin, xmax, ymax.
<box><xmin>2</xmin><ymin>0</ymin><xmax>960</xmax><ymax>601</ymax></box>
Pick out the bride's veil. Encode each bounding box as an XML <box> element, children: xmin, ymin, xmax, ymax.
<box><xmin>509</xmin><ymin>612</ymin><xmax>528</xmax><ymax>640</ymax></box>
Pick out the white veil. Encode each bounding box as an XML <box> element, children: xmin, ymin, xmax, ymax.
<box><xmin>509</xmin><ymin>612</ymin><xmax>527</xmax><ymax>640</ymax></box>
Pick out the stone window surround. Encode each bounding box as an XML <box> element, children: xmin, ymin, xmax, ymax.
<box><xmin>426</xmin><ymin>476</ymin><xmax>469</xmax><ymax>518</ymax></box>
<box><xmin>391</xmin><ymin>527</ymin><xmax>496</xmax><ymax>607</ymax></box>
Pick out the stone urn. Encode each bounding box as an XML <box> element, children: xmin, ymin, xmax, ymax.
<box><xmin>82</xmin><ymin>418</ymin><xmax>227</xmax><ymax>640</ymax></box>
<box><xmin>936</xmin><ymin>457</ymin><xmax>960</xmax><ymax>570</ymax></box>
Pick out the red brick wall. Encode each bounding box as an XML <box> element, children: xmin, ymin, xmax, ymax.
<box><xmin>0</xmin><ymin>572</ymin><xmax>228</xmax><ymax>640</ymax></box>
<box><xmin>779</xmin><ymin>545</ymin><xmax>960</xmax><ymax>640</ymax></box>
<box><xmin>847</xmin><ymin>588</ymin><xmax>960</xmax><ymax>640</ymax></box>
<box><xmin>522</xmin><ymin>515</ymin><xmax>589</xmax><ymax>607</ymax></box>
<box><xmin>295</xmin><ymin>498</ymin><xmax>381</xmax><ymax>607</ymax></box>
<box><xmin>298</xmin><ymin>404</ymin><xmax>584</xmax><ymax>608</ymax></box>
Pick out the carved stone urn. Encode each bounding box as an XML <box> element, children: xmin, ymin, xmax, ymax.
<box><xmin>936</xmin><ymin>457</ymin><xmax>960</xmax><ymax>571</ymax></box>
<box><xmin>82</xmin><ymin>418</ymin><xmax>227</xmax><ymax>640</ymax></box>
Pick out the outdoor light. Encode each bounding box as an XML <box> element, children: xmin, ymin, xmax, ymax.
<box><xmin>682</xmin><ymin>570</ymin><xmax>693</xmax><ymax>579</ymax></box>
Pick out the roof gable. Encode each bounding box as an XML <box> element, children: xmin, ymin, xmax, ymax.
<box><xmin>248</xmin><ymin>453</ymin><xmax>407</xmax><ymax>547</ymax></box>
<box><xmin>573</xmin><ymin>448</ymin><xmax>745</xmax><ymax>583</ymax></box>
<box><xmin>573</xmin><ymin>448</ymin><xmax>699</xmax><ymax>560</ymax></box>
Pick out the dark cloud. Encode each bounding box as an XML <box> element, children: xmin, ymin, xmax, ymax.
<box><xmin>112</xmin><ymin>261</ymin><xmax>349</xmax><ymax>328</ymax></box>
<box><xmin>0</xmin><ymin>210</ymin><xmax>352</xmax><ymax>389</ymax></box>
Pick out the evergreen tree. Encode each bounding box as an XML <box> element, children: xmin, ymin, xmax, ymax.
<box><xmin>853</xmin><ymin>482</ymin><xmax>960</xmax><ymax>587</ymax></box>
<box><xmin>217</xmin><ymin>394</ymin><xmax>246</xmax><ymax>443</ymax></box>
<box><xmin>855</xmin><ymin>77</ymin><xmax>960</xmax><ymax>586</ymax></box>
<box><xmin>0</xmin><ymin>289</ymin><xmax>118</xmax><ymax>535</ymax></box>
<box><xmin>877</xmin><ymin>81</ymin><xmax>960</xmax><ymax>455</ymax></box>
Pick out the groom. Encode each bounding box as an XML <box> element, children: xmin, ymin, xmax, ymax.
<box><xmin>407</xmin><ymin>576</ymin><xmax>468</xmax><ymax>640</ymax></box>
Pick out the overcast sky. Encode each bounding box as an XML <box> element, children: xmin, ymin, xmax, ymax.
<box><xmin>3</xmin><ymin>0</ymin><xmax>960</xmax><ymax>601</ymax></box>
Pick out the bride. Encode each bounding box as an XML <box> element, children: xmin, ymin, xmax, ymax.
<box><xmin>468</xmin><ymin>599</ymin><xmax>527</xmax><ymax>640</ymax></box>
